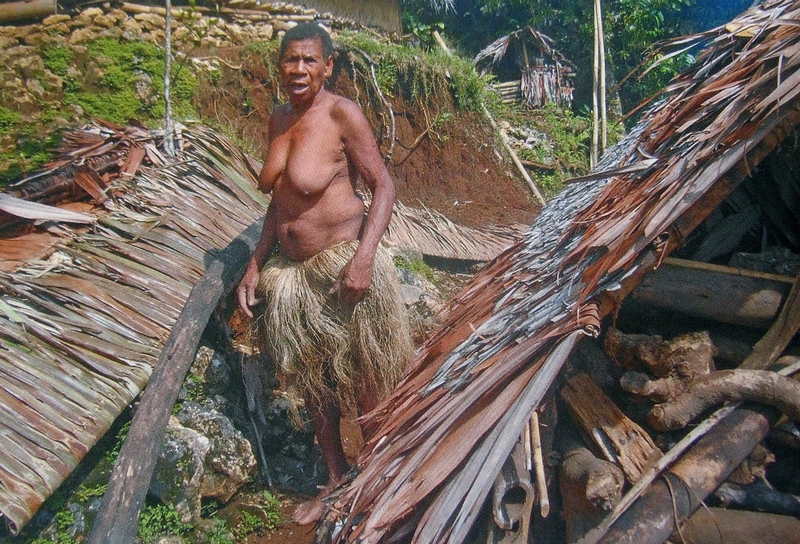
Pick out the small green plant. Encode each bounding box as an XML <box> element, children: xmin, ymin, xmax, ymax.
<box><xmin>0</xmin><ymin>106</ymin><xmax>20</xmax><ymax>134</ymax></box>
<box><xmin>261</xmin><ymin>490</ymin><xmax>282</xmax><ymax>530</ymax></box>
<box><xmin>105</xmin><ymin>420</ymin><xmax>131</xmax><ymax>464</ymax></box>
<box><xmin>234</xmin><ymin>510</ymin><xmax>266</xmax><ymax>539</ymax></box>
<box><xmin>74</xmin><ymin>482</ymin><xmax>107</xmax><ymax>502</ymax></box>
<box><xmin>204</xmin><ymin>517</ymin><xmax>235</xmax><ymax>544</ymax></box>
<box><xmin>31</xmin><ymin>510</ymin><xmax>77</xmax><ymax>544</ymax></box>
<box><xmin>395</xmin><ymin>255</ymin><xmax>437</xmax><ymax>284</ymax></box>
<box><xmin>42</xmin><ymin>46</ymin><xmax>74</xmax><ymax>77</ymax></box>
<box><xmin>137</xmin><ymin>503</ymin><xmax>192</xmax><ymax>543</ymax></box>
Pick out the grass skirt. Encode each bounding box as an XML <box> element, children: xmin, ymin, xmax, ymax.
<box><xmin>251</xmin><ymin>241</ymin><xmax>413</xmax><ymax>426</ymax></box>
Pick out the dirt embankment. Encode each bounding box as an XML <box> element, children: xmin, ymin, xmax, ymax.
<box><xmin>194</xmin><ymin>46</ymin><xmax>540</xmax><ymax>230</ymax></box>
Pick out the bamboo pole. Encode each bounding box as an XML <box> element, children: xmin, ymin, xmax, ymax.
<box><xmin>597</xmin><ymin>0</ymin><xmax>607</xmax><ymax>152</ymax></box>
<box><xmin>591</xmin><ymin>0</ymin><xmax>600</xmax><ymax>167</ymax></box>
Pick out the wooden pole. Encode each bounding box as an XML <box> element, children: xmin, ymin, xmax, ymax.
<box><xmin>482</xmin><ymin>105</ymin><xmax>546</xmax><ymax>206</ymax></box>
<box><xmin>87</xmin><ymin>218</ymin><xmax>263</xmax><ymax>544</ymax></box>
<box><xmin>597</xmin><ymin>0</ymin><xmax>607</xmax><ymax>152</ymax></box>
<box><xmin>163</xmin><ymin>0</ymin><xmax>175</xmax><ymax>157</ymax></box>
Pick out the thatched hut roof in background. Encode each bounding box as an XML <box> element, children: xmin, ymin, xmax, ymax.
<box><xmin>302</xmin><ymin>0</ymin><xmax>400</xmax><ymax>33</ymax></box>
<box><xmin>320</xmin><ymin>1</ymin><xmax>800</xmax><ymax>542</ymax></box>
<box><xmin>475</xmin><ymin>26</ymin><xmax>575</xmax><ymax>108</ymax></box>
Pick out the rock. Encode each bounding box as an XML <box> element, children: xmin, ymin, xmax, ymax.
<box><xmin>399</xmin><ymin>283</ymin><xmax>424</xmax><ymax>306</ymax></box>
<box><xmin>26</xmin><ymin>78</ymin><xmax>45</xmax><ymax>98</ymax></box>
<box><xmin>72</xmin><ymin>7</ymin><xmax>104</xmax><ymax>26</ymax></box>
<box><xmin>200</xmin><ymin>36</ymin><xmax>222</xmax><ymax>49</ymax></box>
<box><xmin>69</xmin><ymin>26</ymin><xmax>102</xmax><ymax>44</ymax></box>
<box><xmin>42</xmin><ymin>23</ymin><xmax>70</xmax><ymax>36</ymax></box>
<box><xmin>134</xmin><ymin>13</ymin><xmax>166</xmax><ymax>31</ymax></box>
<box><xmin>146</xmin><ymin>29</ymin><xmax>166</xmax><ymax>44</ymax></box>
<box><xmin>42</xmin><ymin>14</ymin><xmax>71</xmax><ymax>26</ymax></box>
<box><xmin>93</xmin><ymin>14</ymin><xmax>118</xmax><ymax>29</ymax></box>
<box><xmin>175</xmin><ymin>402</ymin><xmax>257</xmax><ymax>503</ymax></box>
<box><xmin>12</xmin><ymin>25</ymin><xmax>36</xmax><ymax>40</ymax></box>
<box><xmin>12</xmin><ymin>54</ymin><xmax>44</xmax><ymax>76</ymax></box>
<box><xmin>256</xmin><ymin>23</ymin><xmax>274</xmax><ymax>40</ymax></box>
<box><xmin>226</xmin><ymin>23</ymin><xmax>245</xmax><ymax>43</ymax></box>
<box><xmin>273</xmin><ymin>20</ymin><xmax>297</xmax><ymax>33</ymax></box>
<box><xmin>152</xmin><ymin>418</ymin><xmax>210</xmax><ymax>523</ymax></box>
<box><xmin>21</xmin><ymin>31</ymin><xmax>54</xmax><ymax>47</ymax></box>
<box><xmin>0</xmin><ymin>36</ymin><xmax>18</xmax><ymax>49</ymax></box>
<box><xmin>172</xmin><ymin>26</ymin><xmax>191</xmax><ymax>42</ymax></box>
<box><xmin>107</xmin><ymin>9</ymin><xmax>130</xmax><ymax>25</ymax></box>
<box><xmin>121</xmin><ymin>18</ymin><xmax>143</xmax><ymax>36</ymax></box>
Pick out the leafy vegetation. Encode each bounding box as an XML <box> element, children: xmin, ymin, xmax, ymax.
<box><xmin>400</xmin><ymin>0</ymin><xmax>752</xmax><ymax>117</ymax></box>
<box><xmin>137</xmin><ymin>503</ymin><xmax>193</xmax><ymax>543</ymax></box>
<box><xmin>260</xmin><ymin>490</ymin><xmax>283</xmax><ymax>530</ymax></box>
<box><xmin>30</xmin><ymin>511</ymin><xmax>76</xmax><ymax>544</ymax></box>
<box><xmin>104</xmin><ymin>420</ymin><xmax>131</xmax><ymax>464</ymax></box>
<box><xmin>338</xmin><ymin>31</ymin><xmax>492</xmax><ymax>111</ymax></box>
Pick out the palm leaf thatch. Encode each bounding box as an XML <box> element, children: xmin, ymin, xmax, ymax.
<box><xmin>0</xmin><ymin>119</ymin><xmax>519</xmax><ymax>534</ymax></box>
<box><xmin>318</xmin><ymin>1</ymin><xmax>800</xmax><ymax>542</ymax></box>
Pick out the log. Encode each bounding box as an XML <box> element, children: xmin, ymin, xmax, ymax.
<box><xmin>676</xmin><ymin>507</ymin><xmax>800</xmax><ymax>544</ymax></box>
<box><xmin>0</xmin><ymin>0</ymin><xmax>55</xmax><ymax>23</ymax></box>
<box><xmin>559</xmin><ymin>426</ymin><xmax>624</xmax><ymax>544</ymax></box>
<box><xmin>593</xmin><ymin>403</ymin><xmax>780</xmax><ymax>544</ymax></box>
<box><xmin>741</xmin><ymin>273</ymin><xmax>800</xmax><ymax>369</ymax></box>
<box><xmin>715</xmin><ymin>480</ymin><xmax>800</xmax><ymax>517</ymax></box>
<box><xmin>87</xmin><ymin>218</ymin><xmax>262</xmax><ymax>544</ymax></box>
<box><xmin>560</xmin><ymin>372</ymin><xmax>662</xmax><ymax>483</ymax></box>
<box><xmin>648</xmin><ymin>368</ymin><xmax>800</xmax><ymax>431</ymax></box>
<box><xmin>629</xmin><ymin>257</ymin><xmax>795</xmax><ymax>329</ymax></box>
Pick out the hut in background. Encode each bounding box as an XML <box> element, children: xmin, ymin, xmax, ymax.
<box><xmin>475</xmin><ymin>27</ymin><xmax>575</xmax><ymax>109</ymax></box>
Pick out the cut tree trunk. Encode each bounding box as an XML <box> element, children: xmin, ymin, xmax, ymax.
<box><xmin>559</xmin><ymin>425</ymin><xmax>624</xmax><ymax>544</ymax></box>
<box><xmin>630</xmin><ymin>257</ymin><xmax>795</xmax><ymax>329</ymax></box>
<box><xmin>560</xmin><ymin>372</ymin><xmax>661</xmax><ymax>483</ymax></box>
<box><xmin>648</xmin><ymin>366</ymin><xmax>800</xmax><ymax>431</ymax></box>
<box><xmin>595</xmin><ymin>403</ymin><xmax>779</xmax><ymax>544</ymax></box>
<box><xmin>0</xmin><ymin>0</ymin><xmax>55</xmax><ymax>23</ymax></box>
<box><xmin>676</xmin><ymin>507</ymin><xmax>800</xmax><ymax>544</ymax></box>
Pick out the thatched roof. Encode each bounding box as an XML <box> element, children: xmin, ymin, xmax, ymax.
<box><xmin>319</xmin><ymin>1</ymin><xmax>800</xmax><ymax>542</ymax></box>
<box><xmin>302</xmin><ymin>0</ymin><xmax>401</xmax><ymax>33</ymax></box>
<box><xmin>475</xmin><ymin>27</ymin><xmax>575</xmax><ymax>108</ymax></box>
<box><xmin>0</xmin><ymin>122</ymin><xmax>520</xmax><ymax>534</ymax></box>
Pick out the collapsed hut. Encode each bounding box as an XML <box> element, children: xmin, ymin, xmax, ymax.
<box><xmin>475</xmin><ymin>27</ymin><xmax>575</xmax><ymax>109</ymax></box>
<box><xmin>318</xmin><ymin>1</ymin><xmax>800</xmax><ymax>543</ymax></box>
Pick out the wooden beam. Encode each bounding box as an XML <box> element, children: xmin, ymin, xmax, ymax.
<box><xmin>87</xmin><ymin>218</ymin><xmax>263</xmax><ymax>544</ymax></box>
<box><xmin>0</xmin><ymin>0</ymin><xmax>55</xmax><ymax>23</ymax></box>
